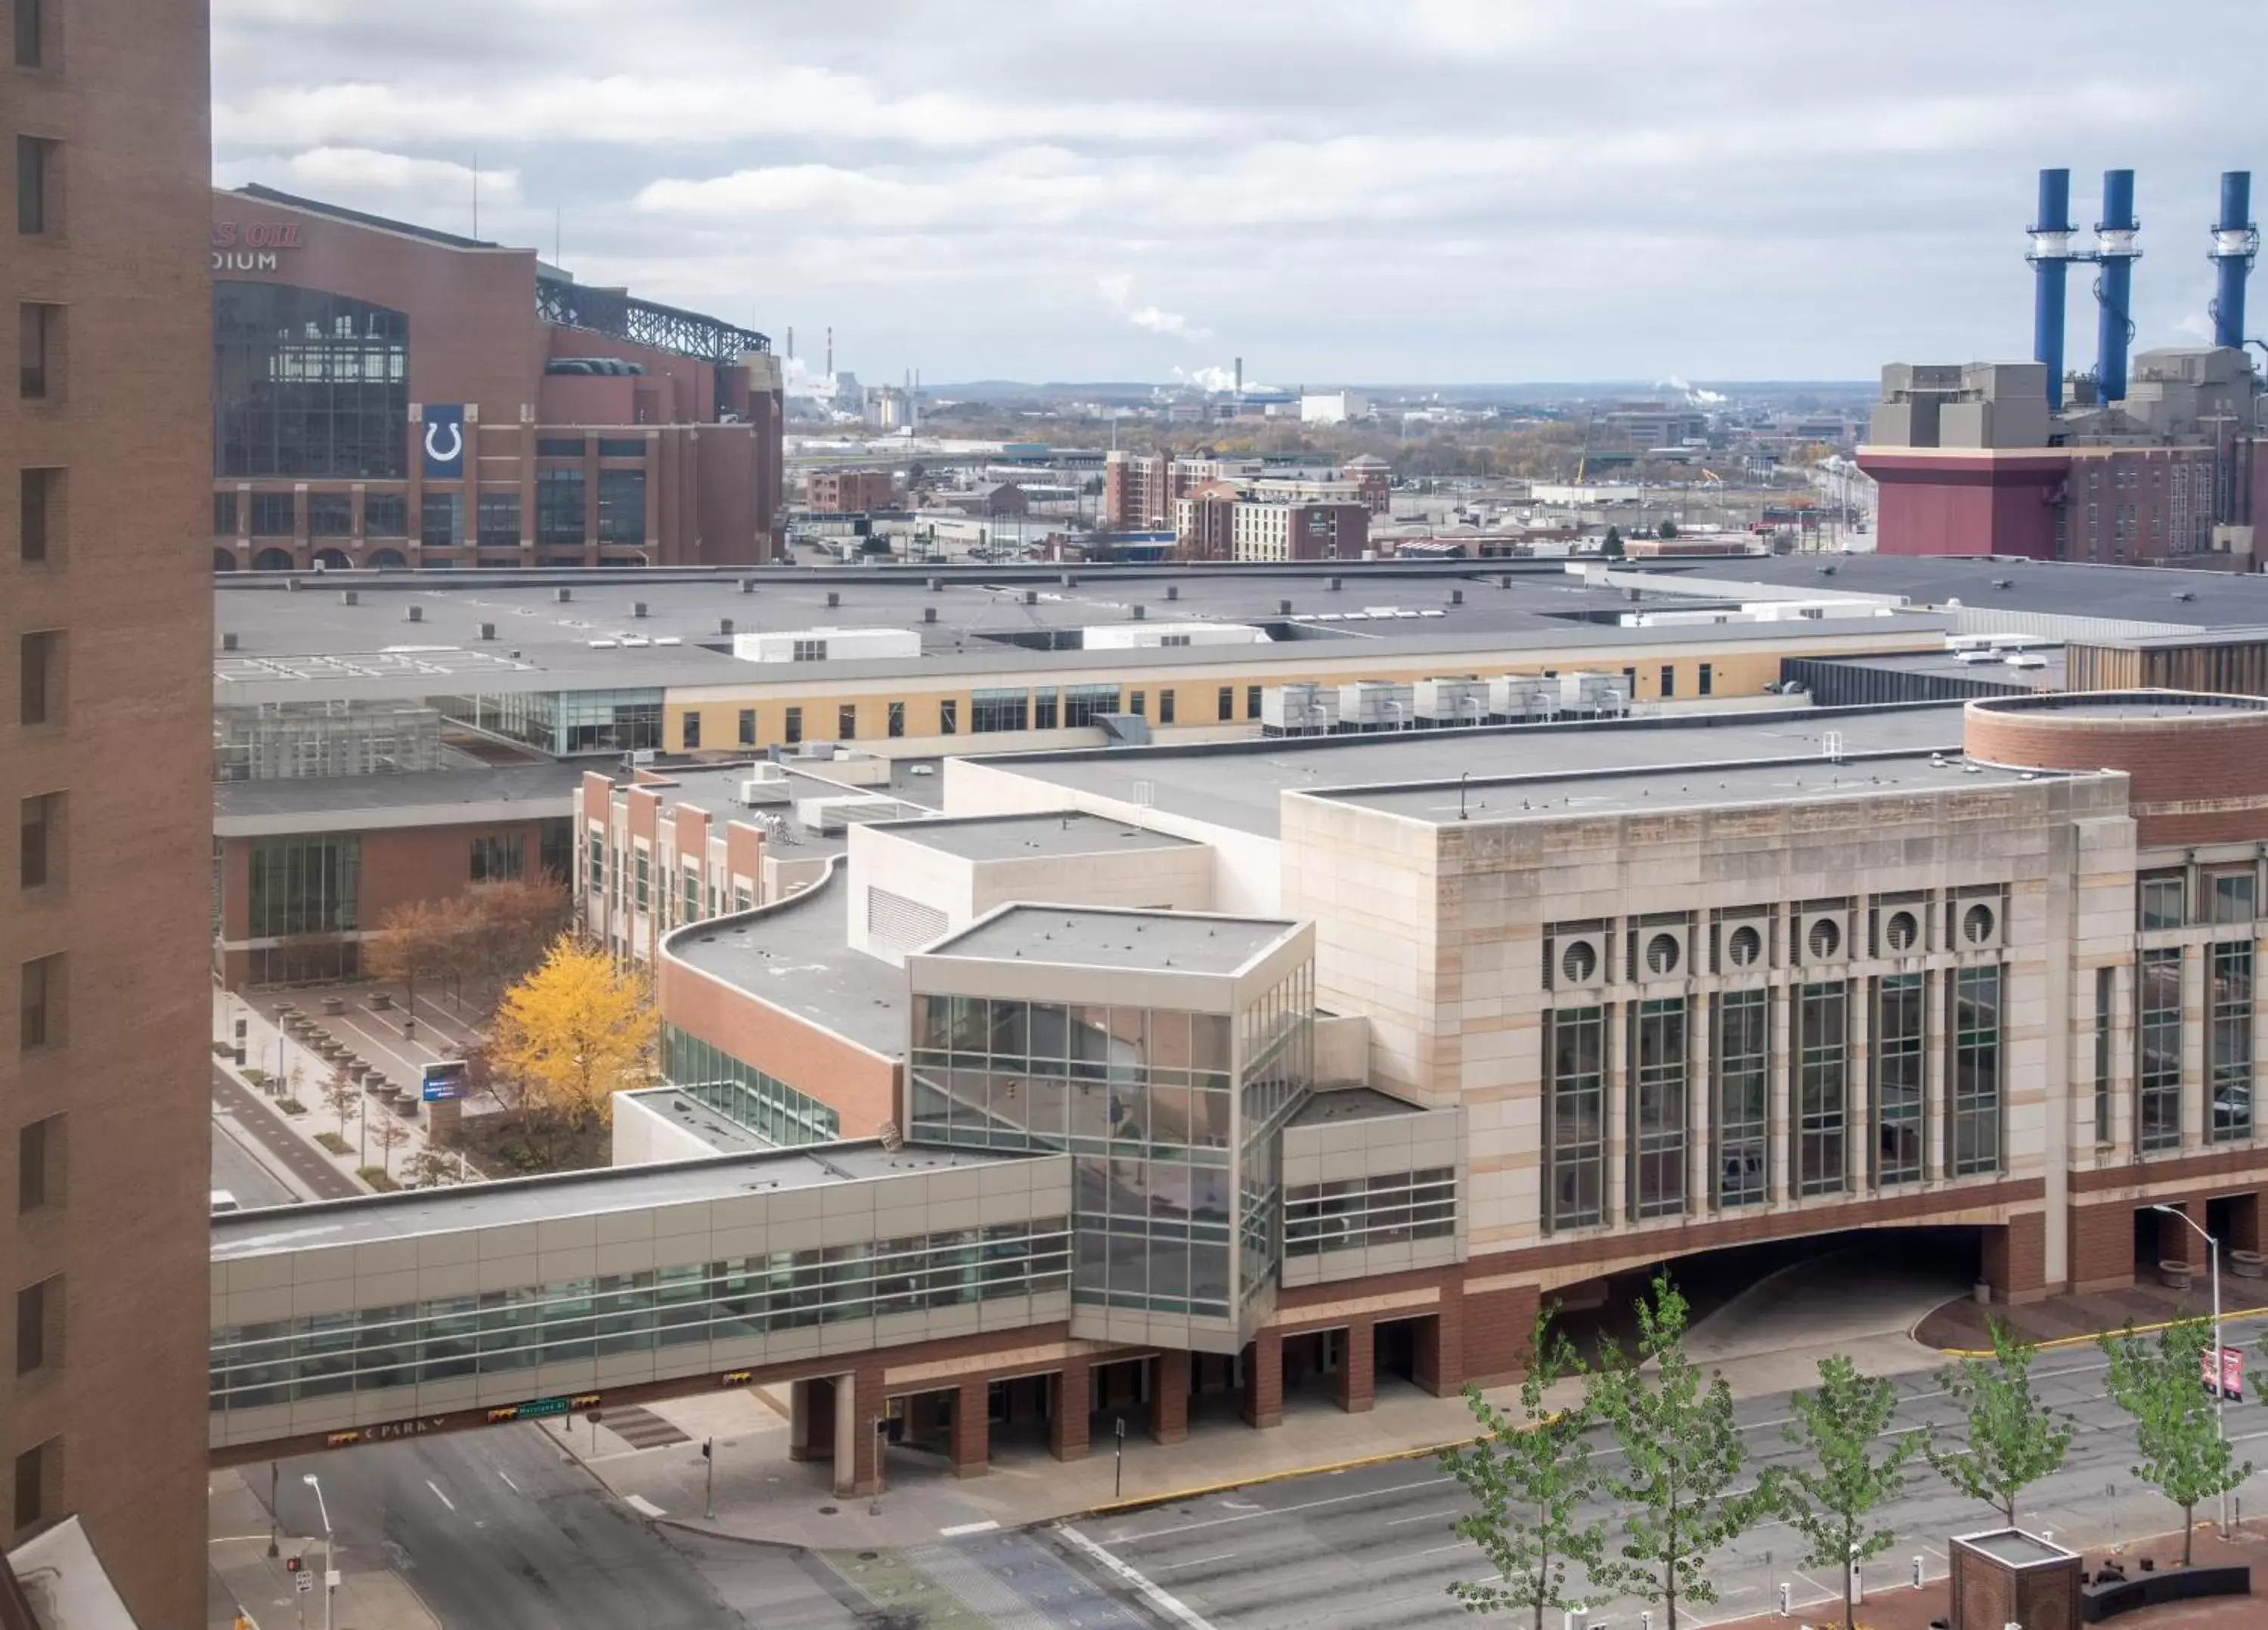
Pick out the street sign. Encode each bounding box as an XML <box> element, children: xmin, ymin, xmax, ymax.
<box><xmin>2203</xmin><ymin>1344</ymin><xmax>2245</xmax><ymax>1401</ymax></box>
<box><xmin>420</xmin><ymin>1058</ymin><xmax>469</xmax><ymax>1103</ymax></box>
<box><xmin>295</xmin><ymin>1575</ymin><xmax>312</xmax><ymax>1596</ymax></box>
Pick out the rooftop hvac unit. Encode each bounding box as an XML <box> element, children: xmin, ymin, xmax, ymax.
<box><xmin>2004</xmin><ymin>652</ymin><xmax>2048</xmax><ymax>669</ymax></box>
<box><xmin>1561</xmin><ymin>671</ymin><xmax>1625</xmax><ymax>712</ymax></box>
<box><xmin>1415</xmin><ymin>678</ymin><xmax>1490</xmax><ymax>725</ymax></box>
<box><xmin>1956</xmin><ymin>649</ymin><xmax>2000</xmax><ymax>665</ymax></box>
<box><xmin>1261</xmin><ymin>682</ymin><xmax>1336</xmax><ymax>733</ymax></box>
<box><xmin>1337</xmin><ymin>680</ymin><xmax>1414</xmax><ymax>730</ymax></box>
<box><xmin>795</xmin><ymin>793</ymin><xmax>904</xmax><ymax>835</ymax></box>
<box><xmin>1489</xmin><ymin>675</ymin><xmax>1557</xmax><ymax>720</ymax></box>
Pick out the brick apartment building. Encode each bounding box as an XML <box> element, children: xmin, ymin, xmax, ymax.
<box><xmin>5</xmin><ymin>0</ymin><xmax>215</xmax><ymax>1620</ymax></box>
<box><xmin>208</xmin><ymin>185</ymin><xmax>785</xmax><ymax>573</ymax></box>
<box><xmin>806</xmin><ymin>469</ymin><xmax>897</xmax><ymax>513</ymax></box>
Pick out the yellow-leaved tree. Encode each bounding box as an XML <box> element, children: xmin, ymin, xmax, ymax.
<box><xmin>488</xmin><ymin>937</ymin><xmax>655</xmax><ymax>1166</ymax></box>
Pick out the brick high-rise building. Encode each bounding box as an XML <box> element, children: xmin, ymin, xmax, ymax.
<box><xmin>5</xmin><ymin>0</ymin><xmax>215</xmax><ymax>1622</ymax></box>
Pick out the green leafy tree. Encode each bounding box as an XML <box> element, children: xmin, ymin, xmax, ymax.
<box><xmin>1923</xmin><ymin>1318</ymin><xmax>2074</xmax><ymax>1524</ymax></box>
<box><xmin>1588</xmin><ymin>1275</ymin><xmax>1765</xmax><ymax>1630</ymax></box>
<box><xmin>1774</xmin><ymin>1356</ymin><xmax>1924</xmax><ymax>1630</ymax></box>
<box><xmin>2102</xmin><ymin>1316</ymin><xmax>2250</xmax><ymax>1566</ymax></box>
<box><xmin>1440</xmin><ymin>1306</ymin><xmax>1607</xmax><ymax>1625</ymax></box>
<box><xmin>1601</xmin><ymin>525</ymin><xmax>1625</xmax><ymax>558</ymax></box>
<box><xmin>1657</xmin><ymin>519</ymin><xmax>1679</xmax><ymax>541</ymax></box>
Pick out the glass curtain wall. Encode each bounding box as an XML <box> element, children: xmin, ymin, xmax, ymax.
<box><xmin>2138</xmin><ymin>948</ymin><xmax>2183</xmax><ymax>1152</ymax></box>
<box><xmin>2211</xmin><ymin>942</ymin><xmax>2253</xmax><ymax>1142</ymax></box>
<box><xmin>660</xmin><ymin>1024</ymin><xmax>840</xmax><ymax>1146</ymax></box>
<box><xmin>1796</xmin><ymin>981</ymin><xmax>1848</xmax><ymax>1196</ymax></box>
<box><xmin>1948</xmin><ymin>966</ymin><xmax>2003</xmax><ymax>1176</ymax></box>
<box><xmin>1545</xmin><ymin>1006</ymin><xmax>1605</xmax><ymax>1229</ymax></box>
<box><xmin>1873</xmin><ymin>974</ymin><xmax>1925</xmax><ymax>1185</ymax></box>
<box><xmin>909</xmin><ymin>963</ymin><xmax>1309</xmax><ymax>1336</ymax></box>
<box><xmin>1712</xmin><ymin>989</ymin><xmax>1768</xmax><ymax>1207</ymax></box>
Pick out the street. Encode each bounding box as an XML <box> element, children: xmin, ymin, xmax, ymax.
<box><xmin>249</xmin><ymin>1425</ymin><xmax>1157</xmax><ymax>1628</ymax></box>
<box><xmin>1072</xmin><ymin>1311</ymin><xmax>2268</xmax><ymax>1628</ymax></box>
<box><xmin>211</xmin><ymin>1106</ymin><xmax>297</xmax><ymax>1210</ymax></box>
<box><xmin>210</xmin><ymin>1061</ymin><xmax>360</xmax><ymax>1201</ymax></box>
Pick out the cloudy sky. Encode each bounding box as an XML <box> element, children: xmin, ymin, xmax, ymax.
<box><xmin>214</xmin><ymin>0</ymin><xmax>2267</xmax><ymax>387</ymax></box>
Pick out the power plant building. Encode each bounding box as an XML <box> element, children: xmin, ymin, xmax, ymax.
<box><xmin>1863</xmin><ymin>169</ymin><xmax>2266</xmax><ymax>564</ymax></box>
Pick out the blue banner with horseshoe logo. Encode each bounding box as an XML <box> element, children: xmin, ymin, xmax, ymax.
<box><xmin>420</xmin><ymin>404</ymin><xmax>466</xmax><ymax>479</ymax></box>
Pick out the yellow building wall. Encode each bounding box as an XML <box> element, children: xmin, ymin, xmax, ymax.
<box><xmin>658</xmin><ymin>631</ymin><xmax>1935</xmax><ymax>755</ymax></box>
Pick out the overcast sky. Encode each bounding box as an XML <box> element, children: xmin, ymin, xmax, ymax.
<box><xmin>213</xmin><ymin>0</ymin><xmax>2268</xmax><ymax>388</ymax></box>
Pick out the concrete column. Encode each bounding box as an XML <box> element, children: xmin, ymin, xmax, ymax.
<box><xmin>1049</xmin><ymin>1362</ymin><xmax>1092</xmax><ymax>1462</ymax></box>
<box><xmin>831</xmin><ymin>1369</ymin><xmax>865</xmax><ymax>1498</ymax></box>
<box><xmin>788</xmin><ymin>1376</ymin><xmax>829</xmax><ymax>1462</ymax></box>
<box><xmin>1240</xmin><ymin>1332</ymin><xmax>1282</xmax><ymax>1429</ymax></box>
<box><xmin>1770</xmin><ymin>978</ymin><xmax>1793</xmax><ymax>1201</ymax></box>
<box><xmin>950</xmin><ymin>1379</ymin><xmax>989</xmax><ymax>1480</ymax></box>
<box><xmin>2229</xmin><ymin>1192</ymin><xmax>2263</xmax><ymax>1256</ymax></box>
<box><xmin>1413</xmin><ymin>1297</ymin><xmax>1464</xmax><ymax>1396</ymax></box>
<box><xmin>1149</xmin><ymin>1350</ymin><xmax>1190</xmax><ymax>1444</ymax></box>
<box><xmin>1336</xmin><ymin>1319</ymin><xmax>1375</xmax><ymax>1414</ymax></box>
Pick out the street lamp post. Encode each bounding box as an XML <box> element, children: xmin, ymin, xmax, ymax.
<box><xmin>300</xmin><ymin>1473</ymin><xmax>334</xmax><ymax>1630</ymax></box>
<box><xmin>2149</xmin><ymin>1204</ymin><xmax>2228</xmax><ymax>1535</ymax></box>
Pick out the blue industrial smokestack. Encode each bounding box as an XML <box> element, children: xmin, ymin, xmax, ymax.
<box><xmin>2027</xmin><ymin>168</ymin><xmax>2077</xmax><ymax>410</ymax></box>
<box><xmin>2093</xmin><ymin>168</ymin><xmax>2139</xmax><ymax>403</ymax></box>
<box><xmin>2209</xmin><ymin>170</ymin><xmax>2257</xmax><ymax>349</ymax></box>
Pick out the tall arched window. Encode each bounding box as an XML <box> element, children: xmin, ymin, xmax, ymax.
<box><xmin>212</xmin><ymin>283</ymin><xmax>409</xmax><ymax>479</ymax></box>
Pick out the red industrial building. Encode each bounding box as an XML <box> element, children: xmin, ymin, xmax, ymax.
<box><xmin>805</xmin><ymin>469</ymin><xmax>897</xmax><ymax>513</ymax></box>
<box><xmin>209</xmin><ymin>185</ymin><xmax>784</xmax><ymax>572</ymax></box>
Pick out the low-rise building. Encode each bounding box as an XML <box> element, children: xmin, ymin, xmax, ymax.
<box><xmin>807</xmin><ymin>470</ymin><xmax>897</xmax><ymax>513</ymax></box>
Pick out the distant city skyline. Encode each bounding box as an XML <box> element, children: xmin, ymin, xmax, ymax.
<box><xmin>215</xmin><ymin>0</ymin><xmax>2268</xmax><ymax>386</ymax></box>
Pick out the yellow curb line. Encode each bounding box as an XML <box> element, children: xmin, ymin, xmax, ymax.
<box><xmin>1079</xmin><ymin>1433</ymin><xmax>1486</xmax><ymax>1519</ymax></box>
<box><xmin>1930</xmin><ymin>1304</ymin><xmax>2268</xmax><ymax>1359</ymax></box>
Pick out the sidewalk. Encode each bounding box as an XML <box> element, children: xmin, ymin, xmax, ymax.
<box><xmin>214</xmin><ymin>986</ymin><xmax>473</xmax><ymax>1194</ymax></box>
<box><xmin>206</xmin><ymin>1467</ymin><xmax>436</xmax><ymax>1630</ymax></box>
<box><xmin>1914</xmin><ymin>1275</ymin><xmax>2268</xmax><ymax>1353</ymax></box>
<box><xmin>1710</xmin><ymin>1520</ymin><xmax>2268</xmax><ymax>1630</ymax></box>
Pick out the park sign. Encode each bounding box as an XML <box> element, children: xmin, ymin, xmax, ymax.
<box><xmin>420</xmin><ymin>1058</ymin><xmax>469</xmax><ymax>1103</ymax></box>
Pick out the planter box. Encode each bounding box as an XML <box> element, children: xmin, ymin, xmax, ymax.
<box><xmin>2230</xmin><ymin>1250</ymin><xmax>2265</xmax><ymax>1281</ymax></box>
<box><xmin>370</xmin><ymin>992</ymin><xmax>393</xmax><ymax>1011</ymax></box>
<box><xmin>2158</xmin><ymin>1260</ymin><xmax>2193</xmax><ymax>1291</ymax></box>
<box><xmin>321</xmin><ymin>996</ymin><xmax>345</xmax><ymax>1015</ymax></box>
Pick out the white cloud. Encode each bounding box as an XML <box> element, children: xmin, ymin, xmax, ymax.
<box><xmin>209</xmin><ymin>0</ymin><xmax>2268</xmax><ymax>381</ymax></box>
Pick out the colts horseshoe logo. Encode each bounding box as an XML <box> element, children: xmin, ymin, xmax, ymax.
<box><xmin>423</xmin><ymin>420</ymin><xmax>464</xmax><ymax>466</ymax></box>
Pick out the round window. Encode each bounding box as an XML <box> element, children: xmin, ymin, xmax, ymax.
<box><xmin>1963</xmin><ymin>903</ymin><xmax>1996</xmax><ymax>945</ymax></box>
<box><xmin>1645</xmin><ymin>932</ymin><xmax>1682</xmax><ymax>976</ymax></box>
<box><xmin>1885</xmin><ymin>910</ymin><xmax>1919</xmax><ymax>953</ymax></box>
<box><xmin>1807</xmin><ymin>917</ymin><xmax>1842</xmax><ymax>961</ymax></box>
<box><xmin>1561</xmin><ymin>941</ymin><xmax>1598</xmax><ymax>984</ymax></box>
<box><xmin>1727</xmin><ymin>925</ymin><xmax>1763</xmax><ymax>968</ymax></box>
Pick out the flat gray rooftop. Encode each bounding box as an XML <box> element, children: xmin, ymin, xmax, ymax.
<box><xmin>1625</xmin><ymin>553</ymin><xmax>2268</xmax><ymax>632</ymax></box>
<box><xmin>981</xmin><ymin>702</ymin><xmax>1972</xmax><ymax>838</ymax></box>
<box><xmin>928</xmin><ymin>906</ymin><xmax>1297</xmax><ymax>975</ymax></box>
<box><xmin>1985</xmin><ymin>697</ymin><xmax>2268</xmax><ymax>720</ymax></box>
<box><xmin>1288</xmin><ymin>1086</ymin><xmax>1436</xmax><ymax>1129</ymax></box>
<box><xmin>666</xmin><ymin>866</ymin><xmax>906</xmax><ymax>1058</ymax></box>
<box><xmin>212</xmin><ymin>761</ymin><xmax>584</xmax><ymax>838</ymax></box>
<box><xmin>881</xmin><ymin>810</ymin><xmax>1195</xmax><ymax>863</ymax></box>
<box><xmin>208</xmin><ymin>566</ymin><xmax>1945</xmax><ymax>705</ymax></box>
<box><xmin>1808</xmin><ymin>646</ymin><xmax>2068</xmax><ymax>686</ymax></box>
<box><xmin>1318</xmin><ymin>750</ymin><xmax>2064</xmax><ymax>826</ymax></box>
<box><xmin>210</xmin><ymin>1139</ymin><xmax>1033</xmax><ymax>1258</ymax></box>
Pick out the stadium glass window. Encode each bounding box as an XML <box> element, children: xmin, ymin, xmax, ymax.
<box><xmin>363</xmin><ymin>493</ymin><xmax>407</xmax><ymax>538</ymax></box>
<box><xmin>212</xmin><ymin>284</ymin><xmax>407</xmax><ymax>479</ymax></box>
<box><xmin>535</xmin><ymin>469</ymin><xmax>585</xmax><ymax>544</ymax></box>
<box><xmin>305</xmin><ymin>493</ymin><xmax>353</xmax><ymax>538</ymax></box>
<box><xmin>249</xmin><ymin>492</ymin><xmax>295</xmax><ymax>537</ymax></box>
<box><xmin>477</xmin><ymin>491</ymin><xmax>522</xmax><ymax>547</ymax></box>
<box><xmin>596</xmin><ymin>471</ymin><xmax>645</xmax><ymax>544</ymax></box>
<box><xmin>420</xmin><ymin>492</ymin><xmax>462</xmax><ymax>547</ymax></box>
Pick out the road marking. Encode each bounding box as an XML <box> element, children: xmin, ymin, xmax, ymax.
<box><xmin>497</xmin><ymin>1470</ymin><xmax>521</xmax><ymax>1493</ymax></box>
<box><xmin>425</xmin><ymin>1479</ymin><xmax>455</xmax><ymax>1511</ymax></box>
<box><xmin>1415</xmin><ymin>1541</ymin><xmax>1472</xmax><ymax>1558</ymax></box>
<box><xmin>937</xmin><ymin>1520</ymin><xmax>999</xmax><ymax>1537</ymax></box>
<box><xmin>626</xmin><ymin>1494</ymin><xmax>667</xmax><ymax>1517</ymax></box>
<box><xmin>1384</xmin><ymin>1508</ymin><xmax>1461</xmax><ymax>1526</ymax></box>
<box><xmin>1058</xmin><ymin>1525</ymin><xmax>1216</xmax><ymax>1629</ymax></box>
<box><xmin>1158</xmin><ymin>1552</ymin><xmax>1238</xmax><ymax>1570</ymax></box>
<box><xmin>1112</xmin><ymin>1474</ymin><xmax>1455</xmax><ymax>1542</ymax></box>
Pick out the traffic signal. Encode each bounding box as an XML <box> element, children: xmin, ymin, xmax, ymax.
<box><xmin>284</xmin><ymin>1556</ymin><xmax>302</xmax><ymax>1574</ymax></box>
<box><xmin>700</xmin><ymin>1441</ymin><xmax>712</xmax><ymax>1461</ymax></box>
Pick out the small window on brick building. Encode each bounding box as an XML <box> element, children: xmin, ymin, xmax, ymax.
<box><xmin>20</xmin><ymin>467</ymin><xmax>57</xmax><ymax>562</ymax></box>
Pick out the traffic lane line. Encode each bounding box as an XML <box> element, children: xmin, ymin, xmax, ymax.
<box><xmin>211</xmin><ymin>1066</ymin><xmax>359</xmax><ymax>1201</ymax></box>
